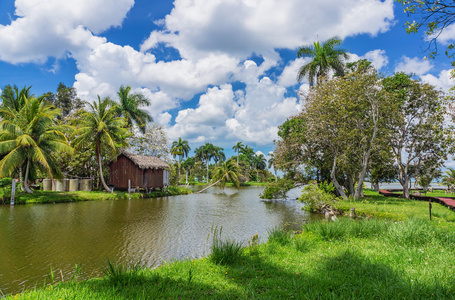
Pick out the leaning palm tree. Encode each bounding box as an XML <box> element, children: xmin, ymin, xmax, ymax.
<box><xmin>197</xmin><ymin>159</ymin><xmax>240</xmax><ymax>193</ymax></box>
<box><xmin>171</xmin><ymin>137</ymin><xmax>191</xmax><ymax>180</ymax></box>
<box><xmin>232</xmin><ymin>142</ymin><xmax>244</xmax><ymax>165</ymax></box>
<box><xmin>73</xmin><ymin>96</ymin><xmax>128</xmax><ymax>192</ymax></box>
<box><xmin>0</xmin><ymin>96</ymin><xmax>74</xmax><ymax>193</ymax></box>
<box><xmin>115</xmin><ymin>85</ymin><xmax>152</xmax><ymax>133</ymax></box>
<box><xmin>297</xmin><ymin>36</ymin><xmax>349</xmax><ymax>86</ymax></box>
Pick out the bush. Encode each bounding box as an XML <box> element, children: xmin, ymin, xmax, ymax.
<box><xmin>260</xmin><ymin>179</ymin><xmax>295</xmax><ymax>199</ymax></box>
<box><xmin>298</xmin><ymin>184</ymin><xmax>337</xmax><ymax>213</ymax></box>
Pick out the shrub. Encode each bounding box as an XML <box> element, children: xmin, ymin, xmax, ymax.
<box><xmin>298</xmin><ymin>184</ymin><xmax>337</xmax><ymax>213</ymax></box>
<box><xmin>260</xmin><ymin>179</ymin><xmax>295</xmax><ymax>199</ymax></box>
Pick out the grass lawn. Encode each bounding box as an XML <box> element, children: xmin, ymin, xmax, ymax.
<box><xmin>4</xmin><ymin>189</ymin><xmax>455</xmax><ymax>299</ymax></box>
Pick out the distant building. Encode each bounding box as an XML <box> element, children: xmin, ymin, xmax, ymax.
<box><xmin>109</xmin><ymin>151</ymin><xmax>169</xmax><ymax>191</ymax></box>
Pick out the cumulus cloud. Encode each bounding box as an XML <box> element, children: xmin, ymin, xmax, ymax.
<box><xmin>0</xmin><ymin>0</ymin><xmax>133</xmax><ymax>63</ymax></box>
<box><xmin>347</xmin><ymin>49</ymin><xmax>389</xmax><ymax>70</ymax></box>
<box><xmin>420</xmin><ymin>69</ymin><xmax>454</xmax><ymax>92</ymax></box>
<box><xmin>142</xmin><ymin>0</ymin><xmax>394</xmax><ymax>60</ymax></box>
<box><xmin>395</xmin><ymin>56</ymin><xmax>433</xmax><ymax>76</ymax></box>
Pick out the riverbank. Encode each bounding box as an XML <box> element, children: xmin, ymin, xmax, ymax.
<box><xmin>5</xmin><ymin>190</ymin><xmax>455</xmax><ymax>299</ymax></box>
<box><xmin>0</xmin><ymin>186</ymin><xmax>193</xmax><ymax>205</ymax></box>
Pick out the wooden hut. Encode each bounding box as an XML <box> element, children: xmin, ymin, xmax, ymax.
<box><xmin>109</xmin><ymin>151</ymin><xmax>170</xmax><ymax>191</ymax></box>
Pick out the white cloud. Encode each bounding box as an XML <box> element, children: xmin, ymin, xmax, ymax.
<box><xmin>0</xmin><ymin>0</ymin><xmax>133</xmax><ymax>64</ymax></box>
<box><xmin>278</xmin><ymin>58</ymin><xmax>310</xmax><ymax>87</ymax></box>
<box><xmin>420</xmin><ymin>69</ymin><xmax>454</xmax><ymax>93</ymax></box>
<box><xmin>347</xmin><ymin>49</ymin><xmax>389</xmax><ymax>70</ymax></box>
<box><xmin>395</xmin><ymin>56</ymin><xmax>433</xmax><ymax>76</ymax></box>
<box><xmin>142</xmin><ymin>0</ymin><xmax>394</xmax><ymax>60</ymax></box>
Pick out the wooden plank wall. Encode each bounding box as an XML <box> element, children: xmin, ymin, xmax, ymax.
<box><xmin>110</xmin><ymin>155</ymin><xmax>165</xmax><ymax>189</ymax></box>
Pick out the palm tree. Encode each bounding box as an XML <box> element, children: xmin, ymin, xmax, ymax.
<box><xmin>212</xmin><ymin>146</ymin><xmax>225</xmax><ymax>166</ymax></box>
<box><xmin>232</xmin><ymin>142</ymin><xmax>244</xmax><ymax>165</ymax></box>
<box><xmin>268</xmin><ymin>153</ymin><xmax>277</xmax><ymax>181</ymax></box>
<box><xmin>171</xmin><ymin>138</ymin><xmax>191</xmax><ymax>181</ymax></box>
<box><xmin>440</xmin><ymin>168</ymin><xmax>455</xmax><ymax>189</ymax></box>
<box><xmin>252</xmin><ymin>154</ymin><xmax>267</xmax><ymax>182</ymax></box>
<box><xmin>0</xmin><ymin>96</ymin><xmax>74</xmax><ymax>193</ymax></box>
<box><xmin>115</xmin><ymin>85</ymin><xmax>152</xmax><ymax>133</ymax></box>
<box><xmin>0</xmin><ymin>85</ymin><xmax>32</xmax><ymax>111</ymax></box>
<box><xmin>297</xmin><ymin>36</ymin><xmax>349</xmax><ymax>86</ymax></box>
<box><xmin>195</xmin><ymin>143</ymin><xmax>215</xmax><ymax>183</ymax></box>
<box><xmin>197</xmin><ymin>159</ymin><xmax>240</xmax><ymax>193</ymax></box>
<box><xmin>73</xmin><ymin>96</ymin><xmax>128</xmax><ymax>192</ymax></box>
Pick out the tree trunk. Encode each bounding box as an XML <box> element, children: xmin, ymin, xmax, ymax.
<box><xmin>98</xmin><ymin>151</ymin><xmax>112</xmax><ymax>192</ymax></box>
<box><xmin>256</xmin><ymin>169</ymin><xmax>259</xmax><ymax>182</ymax></box>
<box><xmin>206</xmin><ymin>158</ymin><xmax>209</xmax><ymax>183</ymax></box>
<box><xmin>19</xmin><ymin>168</ymin><xmax>25</xmax><ymax>192</ymax></box>
<box><xmin>237</xmin><ymin>153</ymin><xmax>239</xmax><ymax>165</ymax></box>
<box><xmin>197</xmin><ymin>179</ymin><xmax>221</xmax><ymax>194</ymax></box>
<box><xmin>330</xmin><ymin>154</ymin><xmax>347</xmax><ymax>199</ymax></box>
<box><xmin>371</xmin><ymin>182</ymin><xmax>379</xmax><ymax>191</ymax></box>
<box><xmin>23</xmin><ymin>158</ymin><xmax>33</xmax><ymax>194</ymax></box>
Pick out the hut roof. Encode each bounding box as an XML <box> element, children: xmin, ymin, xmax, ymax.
<box><xmin>119</xmin><ymin>151</ymin><xmax>170</xmax><ymax>170</ymax></box>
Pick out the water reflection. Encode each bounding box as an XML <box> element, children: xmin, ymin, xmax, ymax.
<box><xmin>0</xmin><ymin>186</ymin><xmax>313</xmax><ymax>295</ymax></box>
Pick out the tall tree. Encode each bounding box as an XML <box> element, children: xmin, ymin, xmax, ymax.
<box><xmin>212</xmin><ymin>146</ymin><xmax>225</xmax><ymax>166</ymax></box>
<box><xmin>127</xmin><ymin>123</ymin><xmax>170</xmax><ymax>160</ymax></box>
<box><xmin>232</xmin><ymin>142</ymin><xmax>244</xmax><ymax>165</ymax></box>
<box><xmin>384</xmin><ymin>72</ymin><xmax>450</xmax><ymax>199</ymax></box>
<box><xmin>268</xmin><ymin>153</ymin><xmax>278</xmax><ymax>181</ymax></box>
<box><xmin>171</xmin><ymin>137</ymin><xmax>191</xmax><ymax>180</ymax></box>
<box><xmin>252</xmin><ymin>154</ymin><xmax>267</xmax><ymax>182</ymax></box>
<box><xmin>194</xmin><ymin>143</ymin><xmax>215</xmax><ymax>183</ymax></box>
<box><xmin>0</xmin><ymin>96</ymin><xmax>74</xmax><ymax>193</ymax></box>
<box><xmin>52</xmin><ymin>82</ymin><xmax>83</xmax><ymax>118</ymax></box>
<box><xmin>73</xmin><ymin>96</ymin><xmax>128</xmax><ymax>192</ymax></box>
<box><xmin>297</xmin><ymin>36</ymin><xmax>349</xmax><ymax>86</ymax></box>
<box><xmin>115</xmin><ymin>85</ymin><xmax>152</xmax><ymax>134</ymax></box>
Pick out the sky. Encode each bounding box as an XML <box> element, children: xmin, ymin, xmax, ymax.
<box><xmin>0</xmin><ymin>0</ymin><xmax>454</xmax><ymax>161</ymax></box>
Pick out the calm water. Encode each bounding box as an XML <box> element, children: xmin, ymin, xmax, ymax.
<box><xmin>0</xmin><ymin>186</ymin><xmax>314</xmax><ymax>295</ymax></box>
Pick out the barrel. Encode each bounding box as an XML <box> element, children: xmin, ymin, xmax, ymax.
<box><xmin>42</xmin><ymin>179</ymin><xmax>52</xmax><ymax>191</ymax></box>
<box><xmin>54</xmin><ymin>180</ymin><xmax>63</xmax><ymax>191</ymax></box>
<box><xmin>62</xmin><ymin>179</ymin><xmax>70</xmax><ymax>191</ymax></box>
<box><xmin>69</xmin><ymin>179</ymin><xmax>79</xmax><ymax>191</ymax></box>
<box><xmin>80</xmin><ymin>179</ymin><xmax>92</xmax><ymax>191</ymax></box>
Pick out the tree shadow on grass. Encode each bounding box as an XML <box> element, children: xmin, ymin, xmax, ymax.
<box><xmin>224</xmin><ymin>247</ymin><xmax>453</xmax><ymax>299</ymax></box>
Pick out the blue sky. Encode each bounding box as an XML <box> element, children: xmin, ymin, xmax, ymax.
<box><xmin>0</xmin><ymin>0</ymin><xmax>453</xmax><ymax>160</ymax></box>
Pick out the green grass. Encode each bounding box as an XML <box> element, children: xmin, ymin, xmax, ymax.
<box><xmin>6</xmin><ymin>189</ymin><xmax>455</xmax><ymax>299</ymax></box>
<box><xmin>4</xmin><ymin>190</ymin><xmax>143</xmax><ymax>205</ymax></box>
<box><xmin>7</xmin><ymin>216</ymin><xmax>455</xmax><ymax>299</ymax></box>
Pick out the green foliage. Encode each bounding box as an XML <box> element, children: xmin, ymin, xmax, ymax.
<box><xmin>319</xmin><ymin>181</ymin><xmax>335</xmax><ymax>194</ymax></box>
<box><xmin>209</xmin><ymin>226</ymin><xmax>244</xmax><ymax>265</ymax></box>
<box><xmin>298</xmin><ymin>184</ymin><xmax>337</xmax><ymax>213</ymax></box>
<box><xmin>259</xmin><ymin>178</ymin><xmax>294</xmax><ymax>199</ymax></box>
<box><xmin>146</xmin><ymin>186</ymin><xmax>192</xmax><ymax>198</ymax></box>
<box><xmin>297</xmin><ymin>36</ymin><xmax>349</xmax><ymax>86</ymax></box>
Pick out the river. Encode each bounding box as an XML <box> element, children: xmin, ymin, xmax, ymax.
<box><xmin>0</xmin><ymin>186</ymin><xmax>314</xmax><ymax>295</ymax></box>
